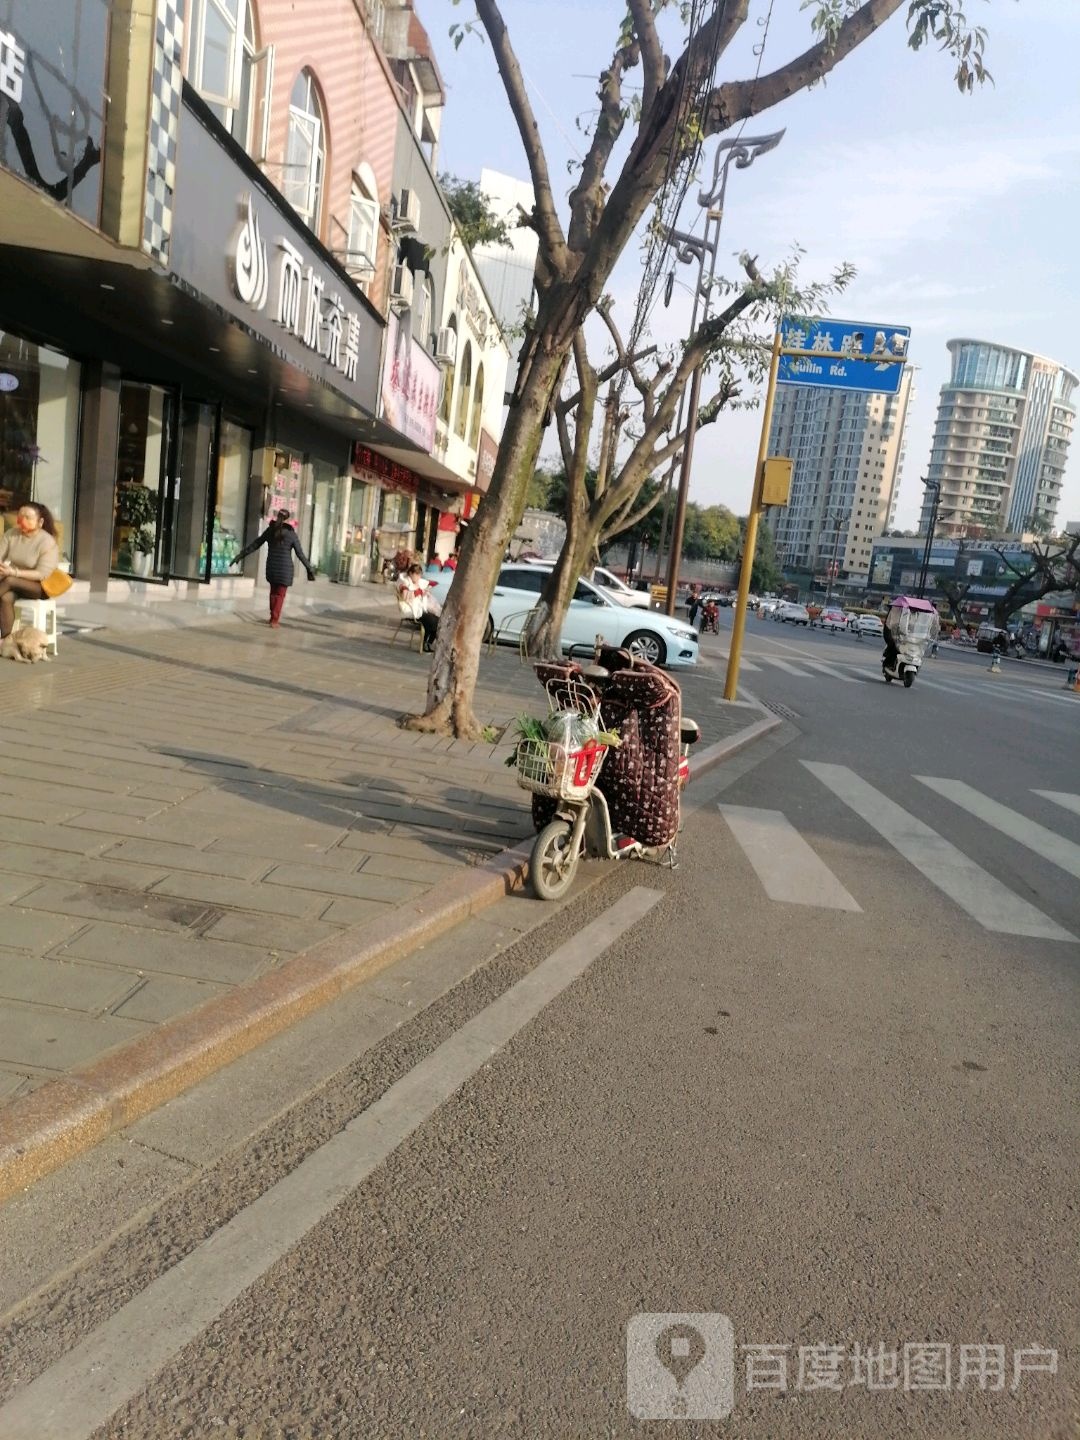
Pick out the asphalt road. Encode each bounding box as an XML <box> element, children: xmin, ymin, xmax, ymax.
<box><xmin>1</xmin><ymin>628</ymin><xmax>1077</xmax><ymax>1440</ymax></box>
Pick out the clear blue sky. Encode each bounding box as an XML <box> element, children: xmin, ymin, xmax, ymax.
<box><xmin>425</xmin><ymin>0</ymin><xmax>1080</xmax><ymax>530</ymax></box>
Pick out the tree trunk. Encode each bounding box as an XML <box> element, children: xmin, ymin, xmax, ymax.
<box><xmin>525</xmin><ymin>521</ymin><xmax>595</xmax><ymax>660</ymax></box>
<box><xmin>402</xmin><ymin>343</ymin><xmax>567</xmax><ymax>738</ymax></box>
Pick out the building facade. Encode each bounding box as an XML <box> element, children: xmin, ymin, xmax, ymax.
<box><xmin>0</xmin><ymin>0</ymin><xmax>494</xmax><ymax>604</ymax></box>
<box><xmin>765</xmin><ymin>370</ymin><xmax>912</xmax><ymax>589</ymax></box>
<box><xmin>920</xmin><ymin>339</ymin><xmax>1077</xmax><ymax>539</ymax></box>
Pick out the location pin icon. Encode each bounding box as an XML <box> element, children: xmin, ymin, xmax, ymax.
<box><xmin>656</xmin><ymin>1322</ymin><xmax>707</xmax><ymax>1400</ymax></box>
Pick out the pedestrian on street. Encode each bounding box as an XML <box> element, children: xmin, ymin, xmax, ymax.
<box><xmin>686</xmin><ymin>584</ymin><xmax>702</xmax><ymax>628</ymax></box>
<box><xmin>0</xmin><ymin>501</ymin><xmax>62</xmax><ymax>640</ymax></box>
<box><xmin>231</xmin><ymin>509</ymin><xmax>314</xmax><ymax>627</ymax></box>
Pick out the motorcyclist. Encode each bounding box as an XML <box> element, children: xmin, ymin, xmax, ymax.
<box><xmin>882</xmin><ymin>618</ymin><xmax>899</xmax><ymax>676</ymax></box>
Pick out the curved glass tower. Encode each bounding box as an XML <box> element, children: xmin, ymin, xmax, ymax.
<box><xmin>922</xmin><ymin>340</ymin><xmax>1076</xmax><ymax>536</ymax></box>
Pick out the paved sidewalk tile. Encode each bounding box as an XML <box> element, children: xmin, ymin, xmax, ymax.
<box><xmin>0</xmin><ymin>594</ymin><xmax>764</xmax><ymax>1118</ymax></box>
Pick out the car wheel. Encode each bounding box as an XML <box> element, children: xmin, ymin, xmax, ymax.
<box><xmin>624</xmin><ymin>630</ymin><xmax>667</xmax><ymax>665</ymax></box>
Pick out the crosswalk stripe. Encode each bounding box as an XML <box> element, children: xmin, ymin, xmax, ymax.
<box><xmin>802</xmin><ymin>762</ymin><xmax>1075</xmax><ymax>942</ymax></box>
<box><xmin>734</xmin><ymin>656</ymin><xmax>761</xmax><ymax>671</ymax></box>
<box><xmin>755</xmin><ymin>656</ymin><xmax>816</xmax><ymax>677</ymax></box>
<box><xmin>719</xmin><ymin>804</ymin><xmax>862</xmax><ymax>911</ymax></box>
<box><xmin>916</xmin><ymin>778</ymin><xmax>1080</xmax><ymax>879</ymax></box>
<box><xmin>1033</xmin><ymin>791</ymin><xmax>1080</xmax><ymax>820</ymax></box>
<box><xmin>799</xmin><ymin>658</ymin><xmax>860</xmax><ymax>683</ymax></box>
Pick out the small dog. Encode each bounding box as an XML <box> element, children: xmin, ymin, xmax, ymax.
<box><xmin>1</xmin><ymin>627</ymin><xmax>51</xmax><ymax>663</ymax></box>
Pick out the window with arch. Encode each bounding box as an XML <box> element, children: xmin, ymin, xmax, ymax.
<box><xmin>439</xmin><ymin>318</ymin><xmax>458</xmax><ymax>425</ymax></box>
<box><xmin>416</xmin><ymin>276</ymin><xmax>434</xmax><ymax>349</ymax></box>
<box><xmin>454</xmin><ymin>341</ymin><xmax>473</xmax><ymax>439</ymax></box>
<box><xmin>346</xmin><ymin>162</ymin><xmax>379</xmax><ymax>283</ymax></box>
<box><xmin>186</xmin><ymin>0</ymin><xmax>260</xmax><ymax>147</ymax></box>
<box><xmin>284</xmin><ymin>70</ymin><xmax>326</xmax><ymax>233</ymax></box>
<box><xmin>468</xmin><ymin>363</ymin><xmax>484</xmax><ymax>448</ymax></box>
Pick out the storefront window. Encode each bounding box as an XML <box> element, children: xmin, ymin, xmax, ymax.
<box><xmin>308</xmin><ymin>458</ymin><xmax>344</xmax><ymax>573</ymax></box>
<box><xmin>208</xmin><ymin>418</ymin><xmax>251</xmax><ymax>572</ymax></box>
<box><xmin>0</xmin><ymin>334</ymin><xmax>80</xmax><ymax>564</ymax></box>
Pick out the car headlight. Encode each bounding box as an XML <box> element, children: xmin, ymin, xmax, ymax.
<box><xmin>669</xmin><ymin>625</ymin><xmax>697</xmax><ymax>641</ymax></box>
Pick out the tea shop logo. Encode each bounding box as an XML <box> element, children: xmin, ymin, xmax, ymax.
<box><xmin>230</xmin><ymin>194</ymin><xmax>269</xmax><ymax>311</ymax></box>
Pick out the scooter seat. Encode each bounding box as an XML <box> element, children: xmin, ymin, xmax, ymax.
<box><xmin>680</xmin><ymin>717</ymin><xmax>702</xmax><ymax>745</ymax></box>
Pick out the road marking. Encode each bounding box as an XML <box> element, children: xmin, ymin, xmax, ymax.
<box><xmin>755</xmin><ymin>656</ymin><xmax>816</xmax><ymax>678</ymax></box>
<box><xmin>799</xmin><ymin>658</ymin><xmax>860</xmax><ymax>683</ymax></box>
<box><xmin>920</xmin><ymin>672</ymin><xmax>1079</xmax><ymax>709</ymax></box>
<box><xmin>719</xmin><ymin>804</ymin><xmax>862</xmax><ymax>911</ymax></box>
<box><xmin>1035</xmin><ymin>791</ymin><xmax>1080</xmax><ymax>819</ymax></box>
<box><xmin>917</xmin><ymin>777</ymin><xmax>1080</xmax><ymax>879</ymax></box>
<box><xmin>802</xmin><ymin>762</ymin><xmax>1075</xmax><ymax>943</ymax></box>
<box><xmin>0</xmin><ymin>888</ymin><xmax>664</xmax><ymax>1440</ymax></box>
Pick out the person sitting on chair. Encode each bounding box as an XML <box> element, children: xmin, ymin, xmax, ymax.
<box><xmin>0</xmin><ymin>502</ymin><xmax>61</xmax><ymax>642</ymax></box>
<box><xmin>397</xmin><ymin>564</ymin><xmax>441</xmax><ymax>652</ymax></box>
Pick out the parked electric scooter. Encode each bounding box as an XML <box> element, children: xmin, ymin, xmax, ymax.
<box><xmin>512</xmin><ymin>647</ymin><xmax>700</xmax><ymax>900</ymax></box>
<box><xmin>882</xmin><ymin>595</ymin><xmax>940</xmax><ymax>688</ymax></box>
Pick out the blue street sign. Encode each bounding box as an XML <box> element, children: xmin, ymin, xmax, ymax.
<box><xmin>778</xmin><ymin>316</ymin><xmax>911</xmax><ymax>395</ymax></box>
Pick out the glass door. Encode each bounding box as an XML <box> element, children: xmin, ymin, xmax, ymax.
<box><xmin>111</xmin><ymin>383</ymin><xmax>173</xmax><ymax>578</ymax></box>
<box><xmin>162</xmin><ymin>400</ymin><xmax>217</xmax><ymax>581</ymax></box>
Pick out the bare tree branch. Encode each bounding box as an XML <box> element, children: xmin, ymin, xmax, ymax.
<box><xmin>705</xmin><ymin>0</ymin><xmax>906</xmax><ymax>134</ymax></box>
<box><xmin>568</xmin><ymin>36</ymin><xmax>640</xmax><ymax>251</ymax></box>
<box><xmin>627</xmin><ymin>0</ymin><xmax>665</xmax><ymax>117</ymax></box>
<box><xmin>601</xmin><ymin>478</ymin><xmax>668</xmax><ymax>545</ymax></box>
<box><xmin>473</xmin><ymin>0</ymin><xmax>569</xmax><ymax>272</ymax></box>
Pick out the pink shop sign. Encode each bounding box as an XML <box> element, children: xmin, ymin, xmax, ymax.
<box><xmin>380</xmin><ymin>310</ymin><xmax>440</xmax><ymax>454</ymax></box>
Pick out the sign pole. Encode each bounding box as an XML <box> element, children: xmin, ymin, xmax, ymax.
<box><xmin>724</xmin><ymin>328</ymin><xmax>783</xmax><ymax>702</ymax></box>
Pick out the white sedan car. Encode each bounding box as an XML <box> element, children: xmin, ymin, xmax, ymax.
<box><xmin>778</xmin><ymin>602</ymin><xmax>811</xmax><ymax>625</ymax></box>
<box><xmin>852</xmin><ymin>614</ymin><xmax>884</xmax><ymax>637</ymax></box>
<box><xmin>588</xmin><ymin>565</ymin><xmax>652</xmax><ymax>609</ymax></box>
<box><xmin>428</xmin><ymin>564</ymin><xmax>700</xmax><ymax>668</ymax></box>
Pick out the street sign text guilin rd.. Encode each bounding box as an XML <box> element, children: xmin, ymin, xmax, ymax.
<box><xmin>778</xmin><ymin>316</ymin><xmax>911</xmax><ymax>396</ymax></box>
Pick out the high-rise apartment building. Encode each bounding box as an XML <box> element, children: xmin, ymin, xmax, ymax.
<box><xmin>766</xmin><ymin>370</ymin><xmax>913</xmax><ymax>582</ymax></box>
<box><xmin>920</xmin><ymin>340</ymin><xmax>1076</xmax><ymax>537</ymax></box>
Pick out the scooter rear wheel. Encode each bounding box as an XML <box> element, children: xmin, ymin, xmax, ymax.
<box><xmin>530</xmin><ymin>819</ymin><xmax>580</xmax><ymax>901</ymax></box>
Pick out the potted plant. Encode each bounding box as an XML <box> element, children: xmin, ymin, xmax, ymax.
<box><xmin>132</xmin><ymin>527</ymin><xmax>155</xmax><ymax>577</ymax></box>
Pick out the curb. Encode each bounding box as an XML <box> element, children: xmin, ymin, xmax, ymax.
<box><xmin>0</xmin><ymin>712</ymin><xmax>780</xmax><ymax>1205</ymax></box>
<box><xmin>0</xmin><ymin>842</ymin><xmax>531</xmax><ymax>1204</ymax></box>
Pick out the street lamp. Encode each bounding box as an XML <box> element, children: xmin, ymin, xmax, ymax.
<box><xmin>658</xmin><ymin>129</ymin><xmax>784</xmax><ymax>615</ymax></box>
<box><xmin>822</xmin><ymin>507</ymin><xmax>846</xmax><ymax>608</ymax></box>
<box><xmin>917</xmin><ymin>477</ymin><xmax>941</xmax><ymax>597</ymax></box>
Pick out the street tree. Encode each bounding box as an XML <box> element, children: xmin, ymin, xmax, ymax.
<box><xmin>989</xmin><ymin>533</ymin><xmax>1080</xmax><ymax>628</ymax></box>
<box><xmin>408</xmin><ymin>0</ymin><xmax>995</xmax><ymax>737</ymax></box>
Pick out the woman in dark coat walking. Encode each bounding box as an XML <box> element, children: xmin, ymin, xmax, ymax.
<box><xmin>232</xmin><ymin>510</ymin><xmax>315</xmax><ymax>626</ymax></box>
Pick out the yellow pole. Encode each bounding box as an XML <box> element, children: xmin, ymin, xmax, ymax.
<box><xmin>724</xmin><ymin>328</ymin><xmax>783</xmax><ymax>701</ymax></box>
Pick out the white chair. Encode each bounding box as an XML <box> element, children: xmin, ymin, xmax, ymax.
<box><xmin>15</xmin><ymin>598</ymin><xmax>59</xmax><ymax>656</ymax></box>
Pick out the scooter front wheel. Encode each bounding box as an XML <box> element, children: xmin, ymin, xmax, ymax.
<box><xmin>530</xmin><ymin>819</ymin><xmax>580</xmax><ymax>901</ymax></box>
<box><xmin>903</xmin><ymin>671</ymin><xmax>915</xmax><ymax>687</ymax></box>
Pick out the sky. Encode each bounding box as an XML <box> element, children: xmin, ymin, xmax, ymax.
<box><xmin>423</xmin><ymin>0</ymin><xmax>1080</xmax><ymax>530</ymax></box>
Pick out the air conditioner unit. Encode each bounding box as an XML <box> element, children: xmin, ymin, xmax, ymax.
<box><xmin>390</xmin><ymin>263</ymin><xmax>414</xmax><ymax>311</ymax></box>
<box><xmin>394</xmin><ymin>188</ymin><xmax>421</xmax><ymax>234</ymax></box>
<box><xmin>435</xmin><ymin>327</ymin><xmax>457</xmax><ymax>366</ymax></box>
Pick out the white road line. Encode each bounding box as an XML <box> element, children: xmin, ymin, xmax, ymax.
<box><xmin>1035</xmin><ymin>791</ymin><xmax>1080</xmax><ymax>819</ymax></box>
<box><xmin>915</xmin><ymin>778</ymin><xmax>1080</xmax><ymax>879</ymax></box>
<box><xmin>755</xmin><ymin>656</ymin><xmax>816</xmax><ymax>678</ymax></box>
<box><xmin>923</xmin><ymin>672</ymin><xmax>1080</xmax><ymax>709</ymax></box>
<box><xmin>799</xmin><ymin>658</ymin><xmax>860</xmax><ymax>684</ymax></box>
<box><xmin>802</xmin><ymin>762</ymin><xmax>1075</xmax><ymax>943</ymax></box>
<box><xmin>0</xmin><ymin>888</ymin><xmax>664</xmax><ymax>1440</ymax></box>
<box><xmin>719</xmin><ymin>804</ymin><xmax>862</xmax><ymax>911</ymax></box>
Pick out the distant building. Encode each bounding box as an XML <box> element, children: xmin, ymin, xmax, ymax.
<box><xmin>765</xmin><ymin>370</ymin><xmax>913</xmax><ymax>587</ymax></box>
<box><xmin>920</xmin><ymin>339</ymin><xmax>1077</xmax><ymax>538</ymax></box>
<box><xmin>472</xmin><ymin>169</ymin><xmax>538</xmax><ymax>402</ymax></box>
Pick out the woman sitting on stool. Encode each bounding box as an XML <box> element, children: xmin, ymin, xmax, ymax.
<box><xmin>397</xmin><ymin>563</ymin><xmax>441</xmax><ymax>652</ymax></box>
<box><xmin>0</xmin><ymin>502</ymin><xmax>61</xmax><ymax>642</ymax></box>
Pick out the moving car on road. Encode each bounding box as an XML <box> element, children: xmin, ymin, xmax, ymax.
<box><xmin>817</xmin><ymin>607</ymin><xmax>849</xmax><ymax>632</ymax></box>
<box><xmin>427</xmin><ymin>564</ymin><xmax>699</xmax><ymax>669</ymax></box>
<box><xmin>777</xmin><ymin>602</ymin><xmax>811</xmax><ymax>626</ymax></box>
<box><xmin>852</xmin><ymin>614</ymin><xmax>884</xmax><ymax>638</ymax></box>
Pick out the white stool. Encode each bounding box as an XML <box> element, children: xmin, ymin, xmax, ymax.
<box><xmin>14</xmin><ymin>598</ymin><xmax>59</xmax><ymax>656</ymax></box>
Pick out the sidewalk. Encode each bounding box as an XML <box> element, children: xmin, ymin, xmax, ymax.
<box><xmin>0</xmin><ymin>584</ymin><xmax>775</xmax><ymax>1190</ymax></box>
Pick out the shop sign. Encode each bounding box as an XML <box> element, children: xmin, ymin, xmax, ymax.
<box><xmin>456</xmin><ymin>258</ymin><xmax>490</xmax><ymax>347</ymax></box>
<box><xmin>230</xmin><ymin>194</ymin><xmax>361</xmax><ymax>383</ymax></box>
<box><xmin>380</xmin><ymin>311</ymin><xmax>439</xmax><ymax>453</ymax></box>
<box><xmin>0</xmin><ymin>32</ymin><xmax>26</xmax><ymax>102</ymax></box>
<box><xmin>476</xmin><ymin>428</ymin><xmax>498</xmax><ymax>492</ymax></box>
<box><xmin>350</xmin><ymin>443</ymin><xmax>419</xmax><ymax>497</ymax></box>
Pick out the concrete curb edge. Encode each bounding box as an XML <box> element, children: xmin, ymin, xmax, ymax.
<box><xmin>0</xmin><ymin>710</ymin><xmax>780</xmax><ymax>1204</ymax></box>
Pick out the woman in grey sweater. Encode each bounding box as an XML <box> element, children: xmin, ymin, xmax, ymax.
<box><xmin>0</xmin><ymin>502</ymin><xmax>61</xmax><ymax>639</ymax></box>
